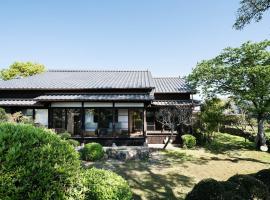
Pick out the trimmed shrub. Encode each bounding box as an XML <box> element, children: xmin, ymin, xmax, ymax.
<box><xmin>228</xmin><ymin>174</ymin><xmax>269</xmax><ymax>199</ymax></box>
<box><xmin>254</xmin><ymin>169</ymin><xmax>270</xmax><ymax>192</ymax></box>
<box><xmin>59</xmin><ymin>131</ymin><xmax>71</xmax><ymax>140</ymax></box>
<box><xmin>80</xmin><ymin>142</ymin><xmax>104</xmax><ymax>161</ymax></box>
<box><xmin>185</xmin><ymin>178</ymin><xmax>224</xmax><ymax>200</ymax></box>
<box><xmin>68</xmin><ymin>139</ymin><xmax>80</xmax><ymax>147</ymax></box>
<box><xmin>181</xmin><ymin>134</ymin><xmax>196</xmax><ymax>148</ymax></box>
<box><xmin>0</xmin><ymin>123</ymin><xmax>83</xmax><ymax>200</ymax></box>
<box><xmin>84</xmin><ymin>168</ymin><xmax>132</xmax><ymax>200</ymax></box>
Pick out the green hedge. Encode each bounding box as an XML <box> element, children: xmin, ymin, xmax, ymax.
<box><xmin>254</xmin><ymin>169</ymin><xmax>270</xmax><ymax>192</ymax></box>
<box><xmin>83</xmin><ymin>168</ymin><xmax>132</xmax><ymax>200</ymax></box>
<box><xmin>181</xmin><ymin>134</ymin><xmax>196</xmax><ymax>148</ymax></box>
<box><xmin>0</xmin><ymin>123</ymin><xmax>83</xmax><ymax>200</ymax></box>
<box><xmin>80</xmin><ymin>142</ymin><xmax>104</xmax><ymax>161</ymax></box>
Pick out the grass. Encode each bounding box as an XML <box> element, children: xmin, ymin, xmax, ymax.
<box><xmin>87</xmin><ymin>133</ymin><xmax>270</xmax><ymax>200</ymax></box>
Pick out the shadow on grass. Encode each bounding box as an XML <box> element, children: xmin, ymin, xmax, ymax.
<box><xmin>88</xmin><ymin>151</ymin><xmax>197</xmax><ymax>200</ymax></box>
<box><xmin>204</xmin><ymin>133</ymin><xmax>254</xmax><ymax>154</ymax></box>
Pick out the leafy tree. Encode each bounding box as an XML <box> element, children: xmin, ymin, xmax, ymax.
<box><xmin>234</xmin><ymin>0</ymin><xmax>270</xmax><ymax>30</ymax></box>
<box><xmin>200</xmin><ymin>98</ymin><xmax>228</xmax><ymax>138</ymax></box>
<box><xmin>156</xmin><ymin>106</ymin><xmax>193</xmax><ymax>149</ymax></box>
<box><xmin>187</xmin><ymin>40</ymin><xmax>270</xmax><ymax>149</ymax></box>
<box><xmin>0</xmin><ymin>61</ymin><xmax>45</xmax><ymax>80</ymax></box>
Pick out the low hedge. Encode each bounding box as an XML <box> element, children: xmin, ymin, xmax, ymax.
<box><xmin>181</xmin><ymin>134</ymin><xmax>196</xmax><ymax>148</ymax></box>
<box><xmin>83</xmin><ymin>168</ymin><xmax>132</xmax><ymax>200</ymax></box>
<box><xmin>0</xmin><ymin>123</ymin><xmax>83</xmax><ymax>200</ymax></box>
<box><xmin>80</xmin><ymin>142</ymin><xmax>104</xmax><ymax>161</ymax></box>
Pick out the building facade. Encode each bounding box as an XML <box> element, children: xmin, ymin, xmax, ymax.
<box><xmin>0</xmin><ymin>70</ymin><xmax>196</xmax><ymax>145</ymax></box>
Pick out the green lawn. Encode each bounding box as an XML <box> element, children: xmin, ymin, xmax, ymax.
<box><xmin>88</xmin><ymin>133</ymin><xmax>270</xmax><ymax>200</ymax></box>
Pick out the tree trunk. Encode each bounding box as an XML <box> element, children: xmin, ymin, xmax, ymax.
<box><xmin>256</xmin><ymin>115</ymin><xmax>267</xmax><ymax>149</ymax></box>
<box><xmin>163</xmin><ymin>127</ymin><xmax>174</xmax><ymax>149</ymax></box>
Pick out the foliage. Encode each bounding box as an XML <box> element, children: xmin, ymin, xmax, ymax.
<box><xmin>186</xmin><ymin>173</ymin><xmax>270</xmax><ymax>200</ymax></box>
<box><xmin>0</xmin><ymin>108</ymin><xmax>8</xmax><ymax>122</ymax></box>
<box><xmin>185</xmin><ymin>178</ymin><xmax>224</xmax><ymax>200</ymax></box>
<box><xmin>80</xmin><ymin>142</ymin><xmax>104</xmax><ymax>161</ymax></box>
<box><xmin>156</xmin><ymin>106</ymin><xmax>193</xmax><ymax>149</ymax></box>
<box><xmin>181</xmin><ymin>134</ymin><xmax>196</xmax><ymax>148</ymax></box>
<box><xmin>0</xmin><ymin>123</ymin><xmax>84</xmax><ymax>200</ymax></box>
<box><xmin>199</xmin><ymin>98</ymin><xmax>228</xmax><ymax>137</ymax></box>
<box><xmin>204</xmin><ymin>133</ymin><xmax>254</xmax><ymax>153</ymax></box>
<box><xmin>187</xmin><ymin>40</ymin><xmax>270</xmax><ymax>148</ymax></box>
<box><xmin>68</xmin><ymin>139</ymin><xmax>80</xmax><ymax>147</ymax></box>
<box><xmin>234</xmin><ymin>0</ymin><xmax>270</xmax><ymax>30</ymax></box>
<box><xmin>254</xmin><ymin>169</ymin><xmax>270</xmax><ymax>192</ymax></box>
<box><xmin>83</xmin><ymin>167</ymin><xmax>132</xmax><ymax>200</ymax></box>
<box><xmin>9</xmin><ymin>111</ymin><xmax>34</xmax><ymax>124</ymax></box>
<box><xmin>59</xmin><ymin>131</ymin><xmax>71</xmax><ymax>140</ymax></box>
<box><xmin>0</xmin><ymin>61</ymin><xmax>45</xmax><ymax>80</ymax></box>
<box><xmin>228</xmin><ymin>174</ymin><xmax>269</xmax><ymax>199</ymax></box>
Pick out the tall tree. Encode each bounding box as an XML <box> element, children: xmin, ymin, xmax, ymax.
<box><xmin>187</xmin><ymin>40</ymin><xmax>270</xmax><ymax>149</ymax></box>
<box><xmin>0</xmin><ymin>62</ymin><xmax>45</xmax><ymax>80</ymax></box>
<box><xmin>234</xmin><ymin>0</ymin><xmax>270</xmax><ymax>30</ymax></box>
<box><xmin>156</xmin><ymin>106</ymin><xmax>192</xmax><ymax>149</ymax></box>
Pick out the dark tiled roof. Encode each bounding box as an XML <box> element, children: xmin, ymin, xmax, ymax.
<box><xmin>153</xmin><ymin>77</ymin><xmax>191</xmax><ymax>93</ymax></box>
<box><xmin>35</xmin><ymin>94</ymin><xmax>153</xmax><ymax>101</ymax></box>
<box><xmin>0</xmin><ymin>70</ymin><xmax>154</xmax><ymax>90</ymax></box>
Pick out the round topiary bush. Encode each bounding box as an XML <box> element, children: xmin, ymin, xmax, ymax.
<box><xmin>0</xmin><ymin>123</ymin><xmax>83</xmax><ymax>200</ymax></box>
<box><xmin>185</xmin><ymin>178</ymin><xmax>224</xmax><ymax>200</ymax></box>
<box><xmin>228</xmin><ymin>174</ymin><xmax>269</xmax><ymax>200</ymax></box>
<box><xmin>254</xmin><ymin>169</ymin><xmax>270</xmax><ymax>192</ymax></box>
<box><xmin>80</xmin><ymin>142</ymin><xmax>104</xmax><ymax>161</ymax></box>
<box><xmin>83</xmin><ymin>168</ymin><xmax>132</xmax><ymax>200</ymax></box>
<box><xmin>181</xmin><ymin>134</ymin><xmax>196</xmax><ymax>148</ymax></box>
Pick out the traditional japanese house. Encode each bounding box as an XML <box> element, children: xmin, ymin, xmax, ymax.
<box><xmin>0</xmin><ymin>70</ymin><xmax>196</xmax><ymax>145</ymax></box>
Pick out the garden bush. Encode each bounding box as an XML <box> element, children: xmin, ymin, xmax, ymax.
<box><xmin>59</xmin><ymin>131</ymin><xmax>71</xmax><ymax>140</ymax></box>
<box><xmin>0</xmin><ymin>123</ymin><xmax>83</xmax><ymax>200</ymax></box>
<box><xmin>80</xmin><ymin>142</ymin><xmax>104</xmax><ymax>161</ymax></box>
<box><xmin>68</xmin><ymin>139</ymin><xmax>80</xmax><ymax>147</ymax></box>
<box><xmin>254</xmin><ymin>169</ymin><xmax>270</xmax><ymax>192</ymax></box>
<box><xmin>181</xmin><ymin>134</ymin><xmax>196</xmax><ymax>148</ymax></box>
<box><xmin>0</xmin><ymin>107</ymin><xmax>8</xmax><ymax>122</ymax></box>
<box><xmin>83</xmin><ymin>168</ymin><xmax>132</xmax><ymax>200</ymax></box>
<box><xmin>228</xmin><ymin>174</ymin><xmax>269</xmax><ymax>199</ymax></box>
<box><xmin>185</xmin><ymin>178</ymin><xmax>224</xmax><ymax>200</ymax></box>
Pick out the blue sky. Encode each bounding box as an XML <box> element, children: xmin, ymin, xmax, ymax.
<box><xmin>0</xmin><ymin>1</ymin><xmax>269</xmax><ymax>77</ymax></box>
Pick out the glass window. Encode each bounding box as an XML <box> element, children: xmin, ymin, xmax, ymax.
<box><xmin>66</xmin><ymin>109</ymin><xmax>81</xmax><ymax>136</ymax></box>
<box><xmin>84</xmin><ymin>109</ymin><xmax>98</xmax><ymax>137</ymax></box>
<box><xmin>98</xmin><ymin>108</ymin><xmax>113</xmax><ymax>137</ymax></box>
<box><xmin>146</xmin><ymin>110</ymin><xmax>155</xmax><ymax>131</ymax></box>
<box><xmin>52</xmin><ymin>109</ymin><xmax>65</xmax><ymax>132</ymax></box>
<box><xmin>129</xmin><ymin>109</ymin><xmax>144</xmax><ymax>136</ymax></box>
<box><xmin>35</xmin><ymin>109</ymin><xmax>48</xmax><ymax>127</ymax></box>
<box><xmin>115</xmin><ymin>109</ymin><xmax>129</xmax><ymax>136</ymax></box>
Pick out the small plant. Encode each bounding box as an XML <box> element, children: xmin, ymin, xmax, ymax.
<box><xmin>0</xmin><ymin>107</ymin><xmax>8</xmax><ymax>122</ymax></box>
<box><xmin>59</xmin><ymin>131</ymin><xmax>71</xmax><ymax>140</ymax></box>
<box><xmin>80</xmin><ymin>142</ymin><xmax>104</xmax><ymax>161</ymax></box>
<box><xmin>181</xmin><ymin>134</ymin><xmax>196</xmax><ymax>148</ymax></box>
<box><xmin>83</xmin><ymin>168</ymin><xmax>132</xmax><ymax>200</ymax></box>
<box><xmin>67</xmin><ymin>139</ymin><xmax>80</xmax><ymax>147</ymax></box>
